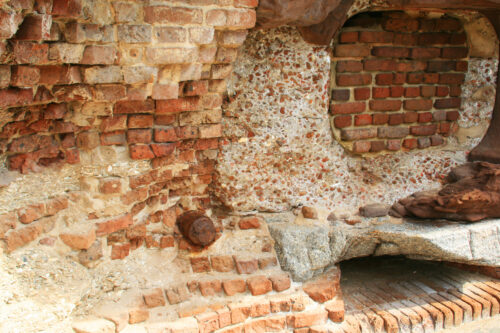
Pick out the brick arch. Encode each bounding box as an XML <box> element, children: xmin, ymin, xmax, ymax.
<box><xmin>330</xmin><ymin>10</ymin><xmax>469</xmax><ymax>154</ymax></box>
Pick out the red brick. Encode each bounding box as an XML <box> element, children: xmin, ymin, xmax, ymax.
<box><xmin>375</xmin><ymin>73</ymin><xmax>393</xmax><ymax>85</ymax></box>
<box><xmin>404</xmin><ymin>112</ymin><xmax>419</xmax><ymax>123</ymax></box>
<box><xmin>334</xmin><ymin>44</ymin><xmax>371</xmax><ymax>57</ymax></box>
<box><xmin>15</xmin><ymin>14</ymin><xmax>52</xmax><ymax>42</ymax></box>
<box><xmin>331</xmin><ymin>89</ymin><xmax>349</xmax><ymax>101</ymax></box>
<box><xmin>378</xmin><ymin>126</ymin><xmax>409</xmax><ymax>138</ymax></box>
<box><xmin>99</xmin><ymin>178</ymin><xmax>121</xmax><ymax>194</ymax></box>
<box><xmin>152</xmin><ymin>83</ymin><xmax>178</xmax><ymax>100</ymax></box>
<box><xmin>127</xmin><ymin>129</ymin><xmax>152</xmax><ymax>144</ymax></box>
<box><xmin>183</xmin><ymin>80</ymin><xmax>208</xmax><ymax>96</ymax></box>
<box><xmin>129</xmin><ymin>144</ymin><xmax>155</xmax><ymax>160</ymax></box>
<box><xmin>333</xmin><ymin>115</ymin><xmax>351</xmax><ymax>128</ymax></box>
<box><xmin>355</xmin><ymin>114</ymin><xmax>372</xmax><ymax>126</ymax></box>
<box><xmin>340</xmin><ymin>31</ymin><xmax>358</xmax><ymax>43</ymax></box>
<box><xmin>439</xmin><ymin>122</ymin><xmax>451</xmax><ymax>135</ymax></box>
<box><xmin>325</xmin><ymin>298</ymin><xmax>345</xmax><ymax>323</ymax></box>
<box><xmin>0</xmin><ymin>212</ymin><xmax>17</xmax><ymax>238</ymax></box>
<box><xmin>372</xmin><ymin>47</ymin><xmax>409</xmax><ymax>58</ymax></box>
<box><xmin>404</xmin><ymin>86</ymin><xmax>420</xmax><ymax>98</ymax></box>
<box><xmin>150</xmin><ymin>143</ymin><xmax>176</xmax><ymax>157</ymax></box>
<box><xmin>100</xmin><ymin>115</ymin><xmax>127</xmax><ymax>132</ymax></box>
<box><xmin>222</xmin><ymin>279</ymin><xmax>246</xmax><ymax>296</ymax></box>
<box><xmin>369</xmin><ymin>100</ymin><xmax>402</xmax><ymax>111</ymax></box>
<box><xmin>52</xmin><ymin>0</ymin><xmax>82</xmax><ymax>17</ymax></box>
<box><xmin>44</xmin><ymin>103</ymin><xmax>67</xmax><ymax>119</ymax></box>
<box><xmin>269</xmin><ymin>274</ymin><xmax>291</xmax><ymax>292</ymax></box>
<box><xmin>450</xmin><ymin>85</ymin><xmax>462</xmax><ymax>97</ymax></box>
<box><xmin>387</xmin><ymin>139</ymin><xmax>401</xmax><ymax>151</ymax></box>
<box><xmin>353</xmin><ymin>141</ymin><xmax>371</xmax><ymax>153</ymax></box>
<box><xmin>286</xmin><ymin>309</ymin><xmax>328</xmax><ymax>328</ymax></box>
<box><xmin>439</xmin><ymin>73</ymin><xmax>465</xmax><ymax>84</ymax></box>
<box><xmin>373</xmin><ymin>113</ymin><xmax>389</xmax><ymax>125</ymax></box>
<box><xmin>389</xmin><ymin>113</ymin><xmax>404</xmax><ymax>125</ymax></box>
<box><xmin>111</xmin><ymin>243</ymin><xmax>130</xmax><ymax>260</ymax></box>
<box><xmin>354</xmin><ymin>88</ymin><xmax>370</xmax><ymax>100</ymax></box>
<box><xmin>247</xmin><ymin>276</ymin><xmax>272</xmax><ymax>296</ymax></box>
<box><xmin>418</xmin><ymin>112</ymin><xmax>433</xmax><ymax>123</ymax></box>
<box><xmin>441</xmin><ymin>47</ymin><xmax>468</xmax><ymax>59</ymax></box>
<box><xmin>18</xmin><ymin>203</ymin><xmax>45</xmax><ymax>224</ymax></box>
<box><xmin>81</xmin><ymin>46</ymin><xmax>116</xmax><ymax>65</ymax></box>
<box><xmin>91</xmin><ymin>84</ymin><xmax>126</xmax><ymax>101</ymax></box>
<box><xmin>331</xmin><ymin>102</ymin><xmax>365</xmax><ymax>115</ymax></box>
<box><xmin>128</xmin><ymin>114</ymin><xmax>153</xmax><ymax>129</ymax></box>
<box><xmin>427</xmin><ymin>60</ymin><xmax>456</xmax><ymax>72</ymax></box>
<box><xmin>411</xmin><ymin>124</ymin><xmax>437</xmax><ymax>136</ymax></box>
<box><xmin>5</xmin><ymin>217</ymin><xmax>55</xmax><ymax>252</ymax></box>
<box><xmin>421</xmin><ymin>86</ymin><xmax>436</xmax><ymax>97</ymax></box>
<box><xmin>396</xmin><ymin>61</ymin><xmax>427</xmax><ymax>72</ymax></box>
<box><xmin>418</xmin><ymin>32</ymin><xmax>451</xmax><ymax>45</ymax></box>
<box><xmin>436</xmin><ymin>86</ymin><xmax>450</xmax><ymax>97</ymax></box>
<box><xmin>45</xmin><ymin>196</ymin><xmax>68</xmax><ymax>216</ymax></box>
<box><xmin>0</xmin><ymin>88</ymin><xmax>33</xmax><ymax>108</ymax></box>
<box><xmin>235</xmin><ymin>257</ymin><xmax>258</xmax><ymax>274</ymax></box>
<box><xmin>13</xmin><ymin>42</ymin><xmax>49</xmax><ymax>64</ymax></box>
<box><xmin>424</xmin><ymin>73</ymin><xmax>439</xmax><ymax>84</ymax></box>
<box><xmin>404</xmin><ymin>99</ymin><xmax>433</xmax><ymax>111</ymax></box>
<box><xmin>364</xmin><ymin>59</ymin><xmax>397</xmax><ymax>72</ymax></box>
<box><xmin>336</xmin><ymin>74</ymin><xmax>371</xmax><ymax>87</ymax></box>
<box><xmin>11</xmin><ymin>66</ymin><xmax>40</xmax><ymax>86</ymax></box>
<box><xmin>145</xmin><ymin>6</ymin><xmax>203</xmax><ymax>24</ymax></box>
<box><xmin>100</xmin><ymin>131</ymin><xmax>126</xmax><ymax>146</ymax></box>
<box><xmin>431</xmin><ymin>135</ymin><xmax>444</xmax><ymax>146</ymax></box>
<box><xmin>403</xmin><ymin>138</ymin><xmax>418</xmax><ymax>149</ymax></box>
<box><xmin>359</xmin><ymin>31</ymin><xmax>394</xmax><ymax>43</ymax></box>
<box><xmin>199</xmin><ymin>280</ymin><xmax>222</xmax><ymax>296</ymax></box>
<box><xmin>435</xmin><ymin>98</ymin><xmax>461</xmax><ymax>109</ymax></box>
<box><xmin>238</xmin><ymin>216</ymin><xmax>261</xmax><ymax>229</ymax></box>
<box><xmin>211</xmin><ymin>255</ymin><xmax>234</xmax><ymax>272</ymax></box>
<box><xmin>394</xmin><ymin>73</ymin><xmax>406</xmax><ymax>84</ymax></box>
<box><xmin>115</xmin><ymin>100</ymin><xmax>155</xmax><ymax>114</ymax></box>
<box><xmin>144</xmin><ymin>288</ymin><xmax>166</xmax><ymax>308</ymax></box>
<box><xmin>371</xmin><ymin>140</ymin><xmax>386</xmax><ymax>152</ymax></box>
<box><xmin>156</xmin><ymin>97</ymin><xmax>200</xmax><ymax>113</ymax></box>
<box><xmin>96</xmin><ymin>214</ymin><xmax>133</xmax><ymax>236</ymax></box>
<box><xmin>155</xmin><ymin>115</ymin><xmax>176</xmax><ymax>126</ymax></box>
<box><xmin>436</xmin><ymin>18</ymin><xmax>461</xmax><ymax>31</ymax></box>
<box><xmin>234</xmin><ymin>0</ymin><xmax>259</xmax><ymax>7</ymax></box>
<box><xmin>447</xmin><ymin>110</ymin><xmax>460</xmax><ymax>121</ymax></box>
<box><xmin>336</xmin><ymin>61</ymin><xmax>363</xmax><ymax>73</ymax></box>
<box><xmin>153</xmin><ymin>128</ymin><xmax>177</xmax><ymax>142</ymax></box>
<box><xmin>407</xmin><ymin>73</ymin><xmax>423</xmax><ymax>84</ymax></box>
<box><xmin>390</xmin><ymin>86</ymin><xmax>404</xmax><ymax>97</ymax></box>
<box><xmin>382</xmin><ymin>18</ymin><xmax>419</xmax><ymax>32</ymax></box>
<box><xmin>394</xmin><ymin>33</ymin><xmax>418</xmax><ymax>45</ymax></box>
<box><xmin>191</xmin><ymin>256</ymin><xmax>211</xmax><ymax>273</ymax></box>
<box><xmin>411</xmin><ymin>47</ymin><xmax>440</xmax><ymax>59</ymax></box>
<box><xmin>341</xmin><ymin>128</ymin><xmax>377</xmax><ymax>140</ymax></box>
<box><xmin>456</xmin><ymin>61</ymin><xmax>468</xmax><ymax>72</ymax></box>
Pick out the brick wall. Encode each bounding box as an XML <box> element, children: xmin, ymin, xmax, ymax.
<box><xmin>331</xmin><ymin>11</ymin><xmax>468</xmax><ymax>154</ymax></box>
<box><xmin>0</xmin><ymin>0</ymin><xmax>257</xmax><ymax>257</ymax></box>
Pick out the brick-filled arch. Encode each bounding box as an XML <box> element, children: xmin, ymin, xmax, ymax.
<box><xmin>330</xmin><ymin>11</ymin><xmax>468</xmax><ymax>154</ymax></box>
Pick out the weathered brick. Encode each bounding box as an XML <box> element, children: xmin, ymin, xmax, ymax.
<box><xmin>235</xmin><ymin>257</ymin><xmax>258</xmax><ymax>274</ymax></box>
<box><xmin>364</xmin><ymin>59</ymin><xmax>397</xmax><ymax>72</ymax></box>
<box><xmin>286</xmin><ymin>309</ymin><xmax>328</xmax><ymax>328</ymax></box>
<box><xmin>378</xmin><ymin>126</ymin><xmax>409</xmax><ymax>138</ymax></box>
<box><xmin>191</xmin><ymin>256</ymin><xmax>211</xmax><ymax>273</ymax></box>
<box><xmin>52</xmin><ymin>0</ymin><xmax>82</xmax><ymax>17</ymax></box>
<box><xmin>11</xmin><ymin>66</ymin><xmax>40</xmax><ymax>87</ymax></box>
<box><xmin>84</xmin><ymin>66</ymin><xmax>122</xmax><ymax>84</ymax></box>
<box><xmin>436</xmin><ymin>18</ymin><xmax>461</xmax><ymax>31</ymax></box>
<box><xmin>218</xmin><ymin>30</ymin><xmax>248</xmax><ymax>46</ymax></box>
<box><xmin>410</xmin><ymin>124</ymin><xmax>437</xmax><ymax>136</ymax></box>
<box><xmin>336</xmin><ymin>74</ymin><xmax>372</xmax><ymax>87</ymax></box>
<box><xmin>60</xmin><ymin>227</ymin><xmax>96</xmax><ymax>250</ymax></box>
<box><xmin>334</xmin><ymin>115</ymin><xmax>352</xmax><ymax>128</ymax></box>
<box><xmin>411</xmin><ymin>47</ymin><xmax>440</xmax><ymax>59</ymax></box>
<box><xmin>247</xmin><ymin>276</ymin><xmax>272</xmax><ymax>296</ymax></box>
<box><xmin>0</xmin><ymin>212</ymin><xmax>17</xmax><ymax>238</ymax></box>
<box><xmin>15</xmin><ymin>14</ymin><xmax>52</xmax><ymax>41</ymax></box>
<box><xmin>341</xmin><ymin>128</ymin><xmax>377</xmax><ymax>141</ymax></box>
<box><xmin>373</xmin><ymin>113</ymin><xmax>389</xmax><ymax>125</ymax></box>
<box><xmin>337</xmin><ymin>61</ymin><xmax>363</xmax><ymax>73</ymax></box>
<box><xmin>354</xmin><ymin>87</ymin><xmax>370</xmax><ymax>100</ymax></box>
<box><xmin>154</xmin><ymin>26</ymin><xmax>186</xmax><ymax>43</ymax></box>
<box><xmin>372</xmin><ymin>47</ymin><xmax>409</xmax><ymax>58</ymax></box>
<box><xmin>387</xmin><ymin>139</ymin><xmax>401</xmax><ymax>151</ymax></box>
<box><xmin>152</xmin><ymin>83</ymin><xmax>179</xmax><ymax>100</ymax></box>
<box><xmin>154</xmin><ymin>128</ymin><xmax>178</xmax><ymax>142</ymax></box>
<box><xmin>382</xmin><ymin>18</ymin><xmax>419</xmax><ymax>32</ymax></box>
<box><xmin>269</xmin><ymin>274</ymin><xmax>291</xmax><ymax>292</ymax></box>
<box><xmin>5</xmin><ymin>217</ymin><xmax>55</xmax><ymax>252</ymax></box>
<box><xmin>145</xmin><ymin>6</ymin><xmax>202</xmax><ymax>24</ymax></box>
<box><xmin>157</xmin><ymin>97</ymin><xmax>200</xmax><ymax>113</ymax></box>
<box><xmin>335</xmin><ymin>44</ymin><xmax>371</xmax><ymax>57</ymax></box>
<box><xmin>118</xmin><ymin>24</ymin><xmax>152</xmax><ymax>43</ymax></box>
<box><xmin>199</xmin><ymin>280</ymin><xmax>223</xmax><ymax>296</ymax></box>
<box><xmin>91</xmin><ymin>84</ymin><xmax>126</xmax><ymax>101</ymax></box>
<box><xmin>439</xmin><ymin>73</ymin><xmax>465</xmax><ymax>84</ymax></box>
<box><xmin>435</xmin><ymin>98</ymin><xmax>462</xmax><ymax>109</ymax></box>
<box><xmin>81</xmin><ymin>46</ymin><xmax>117</xmax><ymax>65</ymax></box>
<box><xmin>355</xmin><ymin>114</ymin><xmax>372</xmax><ymax>126</ymax></box>
<box><xmin>375</xmin><ymin>73</ymin><xmax>393</xmax><ymax>85</ymax></box>
<box><xmin>146</xmin><ymin>47</ymin><xmax>198</xmax><ymax>64</ymax></box>
<box><xmin>369</xmin><ymin>100</ymin><xmax>402</xmax><ymax>111</ymax></box>
<box><xmin>389</xmin><ymin>113</ymin><xmax>404</xmax><ymax>125</ymax></box>
<box><xmin>96</xmin><ymin>214</ymin><xmax>132</xmax><ymax>236</ymax></box>
<box><xmin>373</xmin><ymin>87</ymin><xmax>390</xmax><ymax>99</ymax></box>
<box><xmin>189</xmin><ymin>27</ymin><xmax>214</xmax><ymax>44</ymax></box>
<box><xmin>0</xmin><ymin>9</ymin><xmax>23</xmax><ymax>39</ymax></box>
<box><xmin>13</xmin><ymin>42</ymin><xmax>49</xmax><ymax>64</ymax></box>
<box><xmin>404</xmin><ymin>99</ymin><xmax>433</xmax><ymax>111</ymax></box>
<box><xmin>129</xmin><ymin>144</ymin><xmax>155</xmax><ymax>159</ymax></box>
<box><xmin>100</xmin><ymin>115</ymin><xmax>127</xmax><ymax>132</ymax></box>
<box><xmin>115</xmin><ymin>100</ymin><xmax>155</xmax><ymax>114</ymax></box>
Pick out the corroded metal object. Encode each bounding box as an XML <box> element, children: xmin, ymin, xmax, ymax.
<box><xmin>177</xmin><ymin>210</ymin><xmax>216</xmax><ymax>246</ymax></box>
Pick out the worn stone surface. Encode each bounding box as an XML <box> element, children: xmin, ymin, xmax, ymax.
<box><xmin>391</xmin><ymin>162</ymin><xmax>500</xmax><ymax>222</ymax></box>
<box><xmin>267</xmin><ymin>212</ymin><xmax>500</xmax><ymax>278</ymax></box>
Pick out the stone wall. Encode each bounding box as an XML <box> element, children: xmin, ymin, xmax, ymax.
<box><xmin>0</xmin><ymin>0</ymin><xmax>257</xmax><ymax>260</ymax></box>
<box><xmin>215</xmin><ymin>10</ymin><xmax>498</xmax><ymax>213</ymax></box>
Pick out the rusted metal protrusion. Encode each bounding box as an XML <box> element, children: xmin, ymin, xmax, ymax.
<box><xmin>177</xmin><ymin>210</ymin><xmax>216</xmax><ymax>247</ymax></box>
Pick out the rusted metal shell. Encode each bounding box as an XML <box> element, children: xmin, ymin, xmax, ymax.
<box><xmin>177</xmin><ymin>210</ymin><xmax>216</xmax><ymax>247</ymax></box>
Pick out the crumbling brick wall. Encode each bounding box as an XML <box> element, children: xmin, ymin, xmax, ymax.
<box><xmin>0</xmin><ymin>0</ymin><xmax>257</xmax><ymax>258</ymax></box>
<box><xmin>331</xmin><ymin>11</ymin><xmax>468</xmax><ymax>154</ymax></box>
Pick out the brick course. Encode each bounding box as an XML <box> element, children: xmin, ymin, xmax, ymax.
<box><xmin>331</xmin><ymin>11</ymin><xmax>467</xmax><ymax>154</ymax></box>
